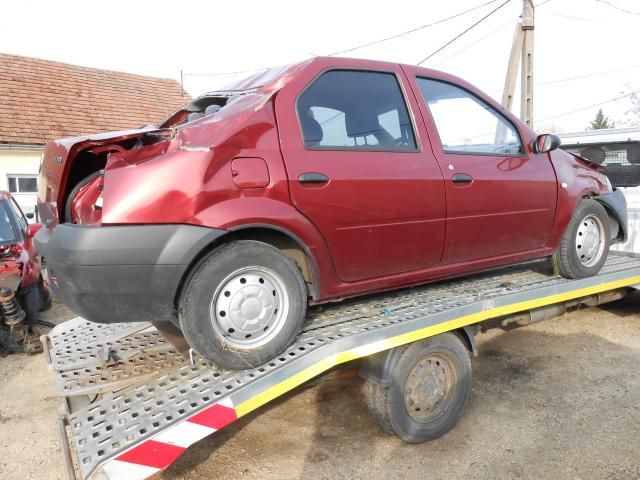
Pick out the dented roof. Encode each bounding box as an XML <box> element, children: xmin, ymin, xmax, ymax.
<box><xmin>0</xmin><ymin>53</ymin><xmax>191</xmax><ymax>145</ymax></box>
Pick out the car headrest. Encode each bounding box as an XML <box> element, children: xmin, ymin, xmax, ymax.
<box><xmin>204</xmin><ymin>104</ymin><xmax>222</xmax><ymax>115</ymax></box>
<box><xmin>300</xmin><ymin>113</ymin><xmax>323</xmax><ymax>146</ymax></box>
<box><xmin>579</xmin><ymin>146</ymin><xmax>606</xmax><ymax>164</ymax></box>
<box><xmin>345</xmin><ymin>110</ymin><xmax>380</xmax><ymax>138</ymax></box>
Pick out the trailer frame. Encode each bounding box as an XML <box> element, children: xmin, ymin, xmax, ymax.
<box><xmin>42</xmin><ymin>254</ymin><xmax>640</xmax><ymax>480</ymax></box>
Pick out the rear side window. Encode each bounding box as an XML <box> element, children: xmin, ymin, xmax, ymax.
<box><xmin>297</xmin><ymin>70</ymin><xmax>417</xmax><ymax>151</ymax></box>
<box><xmin>417</xmin><ymin>78</ymin><xmax>524</xmax><ymax>156</ymax></box>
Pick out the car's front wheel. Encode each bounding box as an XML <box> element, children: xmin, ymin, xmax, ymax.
<box><xmin>179</xmin><ymin>240</ymin><xmax>307</xmax><ymax>370</ymax></box>
<box><xmin>553</xmin><ymin>199</ymin><xmax>611</xmax><ymax>279</ymax></box>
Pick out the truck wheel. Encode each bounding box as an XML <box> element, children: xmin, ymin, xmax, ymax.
<box><xmin>553</xmin><ymin>199</ymin><xmax>610</xmax><ymax>279</ymax></box>
<box><xmin>363</xmin><ymin>333</ymin><xmax>472</xmax><ymax>443</ymax></box>
<box><xmin>179</xmin><ymin>240</ymin><xmax>307</xmax><ymax>370</ymax></box>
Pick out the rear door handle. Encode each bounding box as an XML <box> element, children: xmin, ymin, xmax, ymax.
<box><xmin>451</xmin><ymin>173</ymin><xmax>473</xmax><ymax>185</ymax></box>
<box><xmin>298</xmin><ymin>172</ymin><xmax>330</xmax><ymax>184</ymax></box>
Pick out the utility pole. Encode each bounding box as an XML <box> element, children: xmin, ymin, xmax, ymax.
<box><xmin>501</xmin><ymin>0</ymin><xmax>535</xmax><ymax>127</ymax></box>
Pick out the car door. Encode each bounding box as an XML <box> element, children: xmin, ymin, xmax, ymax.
<box><xmin>276</xmin><ymin>66</ymin><xmax>446</xmax><ymax>282</ymax></box>
<box><xmin>409</xmin><ymin>74</ymin><xmax>557</xmax><ymax>265</ymax></box>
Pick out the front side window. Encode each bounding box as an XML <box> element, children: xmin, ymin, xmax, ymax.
<box><xmin>417</xmin><ymin>78</ymin><xmax>524</xmax><ymax>156</ymax></box>
<box><xmin>9</xmin><ymin>198</ymin><xmax>28</xmax><ymax>233</ymax></box>
<box><xmin>0</xmin><ymin>203</ymin><xmax>18</xmax><ymax>244</ymax></box>
<box><xmin>297</xmin><ymin>70</ymin><xmax>417</xmax><ymax>151</ymax></box>
<box><xmin>8</xmin><ymin>174</ymin><xmax>38</xmax><ymax>194</ymax></box>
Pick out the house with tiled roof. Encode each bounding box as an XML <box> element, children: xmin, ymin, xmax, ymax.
<box><xmin>0</xmin><ymin>53</ymin><xmax>190</xmax><ymax>215</ymax></box>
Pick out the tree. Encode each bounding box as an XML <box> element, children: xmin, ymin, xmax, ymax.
<box><xmin>626</xmin><ymin>90</ymin><xmax>640</xmax><ymax>126</ymax></box>
<box><xmin>588</xmin><ymin>109</ymin><xmax>615</xmax><ymax>130</ymax></box>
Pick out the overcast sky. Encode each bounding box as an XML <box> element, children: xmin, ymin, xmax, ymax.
<box><xmin>2</xmin><ymin>0</ymin><xmax>639</xmax><ymax>132</ymax></box>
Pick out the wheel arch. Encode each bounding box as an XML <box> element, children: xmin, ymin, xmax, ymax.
<box><xmin>173</xmin><ymin>224</ymin><xmax>321</xmax><ymax>313</ymax></box>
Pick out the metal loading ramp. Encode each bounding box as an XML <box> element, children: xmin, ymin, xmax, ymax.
<box><xmin>43</xmin><ymin>254</ymin><xmax>640</xmax><ymax>480</ymax></box>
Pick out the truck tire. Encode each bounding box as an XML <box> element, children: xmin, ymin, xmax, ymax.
<box><xmin>179</xmin><ymin>240</ymin><xmax>307</xmax><ymax>370</ymax></box>
<box><xmin>363</xmin><ymin>333</ymin><xmax>472</xmax><ymax>443</ymax></box>
<box><xmin>553</xmin><ymin>199</ymin><xmax>610</xmax><ymax>279</ymax></box>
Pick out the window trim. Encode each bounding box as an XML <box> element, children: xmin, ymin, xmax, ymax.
<box><xmin>415</xmin><ymin>76</ymin><xmax>528</xmax><ymax>159</ymax></box>
<box><xmin>295</xmin><ymin>68</ymin><xmax>421</xmax><ymax>154</ymax></box>
<box><xmin>7</xmin><ymin>174</ymin><xmax>38</xmax><ymax>194</ymax></box>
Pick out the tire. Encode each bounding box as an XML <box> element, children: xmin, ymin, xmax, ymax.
<box><xmin>39</xmin><ymin>278</ymin><xmax>52</xmax><ymax>312</ymax></box>
<box><xmin>553</xmin><ymin>199</ymin><xmax>610</xmax><ymax>279</ymax></box>
<box><xmin>363</xmin><ymin>333</ymin><xmax>472</xmax><ymax>443</ymax></box>
<box><xmin>179</xmin><ymin>240</ymin><xmax>307</xmax><ymax>370</ymax></box>
<box><xmin>64</xmin><ymin>171</ymin><xmax>102</xmax><ymax>223</ymax></box>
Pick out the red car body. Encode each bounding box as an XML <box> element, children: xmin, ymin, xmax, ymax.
<box><xmin>34</xmin><ymin>57</ymin><xmax>624</xmax><ymax>328</ymax></box>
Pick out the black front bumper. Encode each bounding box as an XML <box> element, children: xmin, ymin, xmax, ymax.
<box><xmin>35</xmin><ymin>224</ymin><xmax>226</xmax><ymax>324</ymax></box>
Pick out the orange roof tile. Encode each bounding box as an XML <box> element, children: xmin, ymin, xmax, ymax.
<box><xmin>0</xmin><ymin>53</ymin><xmax>191</xmax><ymax>145</ymax></box>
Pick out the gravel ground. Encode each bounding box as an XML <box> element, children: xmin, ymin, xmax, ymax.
<box><xmin>0</xmin><ymin>294</ymin><xmax>639</xmax><ymax>480</ymax></box>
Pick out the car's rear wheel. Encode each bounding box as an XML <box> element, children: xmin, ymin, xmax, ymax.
<box><xmin>179</xmin><ymin>240</ymin><xmax>307</xmax><ymax>370</ymax></box>
<box><xmin>553</xmin><ymin>199</ymin><xmax>611</xmax><ymax>279</ymax></box>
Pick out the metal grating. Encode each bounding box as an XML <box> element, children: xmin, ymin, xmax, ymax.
<box><xmin>45</xmin><ymin>254</ymin><xmax>640</xmax><ymax>479</ymax></box>
<box><xmin>561</xmin><ymin>141</ymin><xmax>640</xmax><ymax>187</ymax></box>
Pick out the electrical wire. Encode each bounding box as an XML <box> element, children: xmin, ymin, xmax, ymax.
<box><xmin>538</xmin><ymin>64</ymin><xmax>640</xmax><ymax>86</ymax></box>
<box><xmin>327</xmin><ymin>0</ymin><xmax>501</xmax><ymax>56</ymax></box>
<box><xmin>535</xmin><ymin>90</ymin><xmax>640</xmax><ymax>124</ymax></box>
<box><xmin>183</xmin><ymin>68</ymin><xmax>269</xmax><ymax>77</ymax></box>
<box><xmin>417</xmin><ymin>0</ymin><xmax>513</xmax><ymax>65</ymax></box>
<box><xmin>595</xmin><ymin>0</ymin><xmax>640</xmax><ymax>15</ymax></box>
<box><xmin>433</xmin><ymin>18</ymin><xmax>515</xmax><ymax>67</ymax></box>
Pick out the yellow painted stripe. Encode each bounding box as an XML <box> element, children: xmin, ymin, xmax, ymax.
<box><xmin>234</xmin><ymin>275</ymin><xmax>640</xmax><ymax>418</ymax></box>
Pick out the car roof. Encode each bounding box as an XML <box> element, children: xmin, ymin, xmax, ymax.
<box><xmin>202</xmin><ymin>56</ymin><xmax>453</xmax><ymax>95</ymax></box>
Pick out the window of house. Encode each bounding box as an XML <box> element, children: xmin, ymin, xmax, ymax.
<box><xmin>417</xmin><ymin>78</ymin><xmax>524</xmax><ymax>156</ymax></box>
<box><xmin>8</xmin><ymin>175</ymin><xmax>38</xmax><ymax>194</ymax></box>
<box><xmin>297</xmin><ymin>70</ymin><xmax>417</xmax><ymax>151</ymax></box>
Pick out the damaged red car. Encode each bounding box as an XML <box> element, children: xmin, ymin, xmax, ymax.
<box><xmin>35</xmin><ymin>57</ymin><xmax>627</xmax><ymax>369</ymax></box>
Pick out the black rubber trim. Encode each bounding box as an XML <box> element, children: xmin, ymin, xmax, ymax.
<box><xmin>595</xmin><ymin>188</ymin><xmax>628</xmax><ymax>242</ymax></box>
<box><xmin>35</xmin><ymin>224</ymin><xmax>227</xmax><ymax>324</ymax></box>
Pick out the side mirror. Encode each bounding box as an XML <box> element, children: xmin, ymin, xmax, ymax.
<box><xmin>28</xmin><ymin>223</ymin><xmax>43</xmax><ymax>238</ymax></box>
<box><xmin>25</xmin><ymin>212</ymin><xmax>35</xmax><ymax>219</ymax></box>
<box><xmin>531</xmin><ymin>133</ymin><xmax>561</xmax><ymax>154</ymax></box>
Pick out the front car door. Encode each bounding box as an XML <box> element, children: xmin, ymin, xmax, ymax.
<box><xmin>407</xmin><ymin>73</ymin><xmax>557</xmax><ymax>265</ymax></box>
<box><xmin>276</xmin><ymin>62</ymin><xmax>446</xmax><ymax>282</ymax></box>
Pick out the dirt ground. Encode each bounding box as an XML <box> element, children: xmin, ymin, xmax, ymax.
<box><xmin>1</xmin><ymin>294</ymin><xmax>639</xmax><ymax>480</ymax></box>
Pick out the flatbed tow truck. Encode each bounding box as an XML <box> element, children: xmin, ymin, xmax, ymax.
<box><xmin>42</xmin><ymin>253</ymin><xmax>640</xmax><ymax>480</ymax></box>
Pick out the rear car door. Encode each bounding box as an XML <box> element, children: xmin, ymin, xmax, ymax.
<box><xmin>276</xmin><ymin>65</ymin><xmax>446</xmax><ymax>282</ymax></box>
<box><xmin>409</xmin><ymin>74</ymin><xmax>558</xmax><ymax>265</ymax></box>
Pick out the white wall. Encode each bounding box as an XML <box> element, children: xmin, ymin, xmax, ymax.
<box><xmin>0</xmin><ymin>145</ymin><xmax>43</xmax><ymax>217</ymax></box>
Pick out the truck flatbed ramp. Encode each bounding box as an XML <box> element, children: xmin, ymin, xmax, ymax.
<box><xmin>43</xmin><ymin>254</ymin><xmax>640</xmax><ymax>480</ymax></box>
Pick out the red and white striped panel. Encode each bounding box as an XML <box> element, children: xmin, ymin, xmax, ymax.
<box><xmin>100</xmin><ymin>398</ymin><xmax>238</xmax><ymax>480</ymax></box>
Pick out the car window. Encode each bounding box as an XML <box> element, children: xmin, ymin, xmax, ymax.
<box><xmin>416</xmin><ymin>78</ymin><xmax>524</xmax><ymax>156</ymax></box>
<box><xmin>9</xmin><ymin>198</ymin><xmax>28</xmax><ymax>233</ymax></box>
<box><xmin>297</xmin><ymin>70</ymin><xmax>417</xmax><ymax>151</ymax></box>
<box><xmin>0</xmin><ymin>203</ymin><xmax>18</xmax><ymax>244</ymax></box>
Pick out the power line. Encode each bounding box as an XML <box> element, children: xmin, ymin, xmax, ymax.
<box><xmin>535</xmin><ymin>90</ymin><xmax>640</xmax><ymax>124</ymax></box>
<box><xmin>183</xmin><ymin>68</ymin><xmax>269</xmax><ymax>77</ymax></box>
<box><xmin>433</xmin><ymin>18</ymin><xmax>515</xmax><ymax>67</ymax></box>
<box><xmin>417</xmin><ymin>0</ymin><xmax>512</xmax><ymax>65</ymax></box>
<box><xmin>537</xmin><ymin>64</ymin><xmax>640</xmax><ymax>86</ymax></box>
<box><xmin>595</xmin><ymin>0</ymin><xmax>640</xmax><ymax>15</ymax></box>
<box><xmin>327</xmin><ymin>0</ymin><xmax>501</xmax><ymax>56</ymax></box>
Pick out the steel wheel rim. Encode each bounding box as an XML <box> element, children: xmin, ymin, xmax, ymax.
<box><xmin>210</xmin><ymin>266</ymin><xmax>290</xmax><ymax>350</ymax></box>
<box><xmin>575</xmin><ymin>214</ymin><xmax>606</xmax><ymax>268</ymax></box>
<box><xmin>403</xmin><ymin>353</ymin><xmax>457</xmax><ymax>423</ymax></box>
